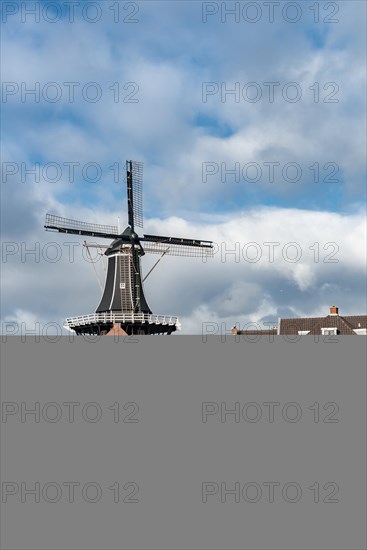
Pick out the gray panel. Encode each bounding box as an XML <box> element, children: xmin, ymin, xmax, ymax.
<box><xmin>1</xmin><ymin>337</ymin><xmax>366</xmax><ymax>550</ymax></box>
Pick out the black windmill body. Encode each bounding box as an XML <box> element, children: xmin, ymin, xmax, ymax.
<box><xmin>44</xmin><ymin>160</ymin><xmax>213</xmax><ymax>335</ymax></box>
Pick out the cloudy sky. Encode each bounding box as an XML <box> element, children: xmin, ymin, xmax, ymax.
<box><xmin>1</xmin><ymin>0</ymin><xmax>366</xmax><ymax>334</ymax></box>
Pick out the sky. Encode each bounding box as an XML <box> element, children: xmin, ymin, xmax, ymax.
<box><xmin>1</xmin><ymin>0</ymin><xmax>366</xmax><ymax>335</ymax></box>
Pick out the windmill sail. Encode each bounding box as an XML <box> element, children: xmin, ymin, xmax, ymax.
<box><xmin>142</xmin><ymin>234</ymin><xmax>214</xmax><ymax>257</ymax></box>
<box><xmin>142</xmin><ymin>242</ymin><xmax>213</xmax><ymax>257</ymax></box>
<box><xmin>126</xmin><ymin>160</ymin><xmax>143</xmax><ymax>230</ymax></box>
<box><xmin>45</xmin><ymin>214</ymin><xmax>118</xmax><ymax>239</ymax></box>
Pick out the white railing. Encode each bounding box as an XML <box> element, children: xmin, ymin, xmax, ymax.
<box><xmin>64</xmin><ymin>312</ymin><xmax>180</xmax><ymax>328</ymax></box>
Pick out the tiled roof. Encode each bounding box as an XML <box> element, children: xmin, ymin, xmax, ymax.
<box><xmin>232</xmin><ymin>312</ymin><xmax>367</xmax><ymax>336</ymax></box>
<box><xmin>280</xmin><ymin>314</ymin><xmax>367</xmax><ymax>335</ymax></box>
<box><xmin>343</xmin><ymin>315</ymin><xmax>367</xmax><ymax>328</ymax></box>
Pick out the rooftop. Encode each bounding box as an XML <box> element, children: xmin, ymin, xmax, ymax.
<box><xmin>232</xmin><ymin>307</ymin><xmax>367</xmax><ymax>336</ymax></box>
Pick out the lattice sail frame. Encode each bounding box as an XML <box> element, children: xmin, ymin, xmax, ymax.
<box><xmin>142</xmin><ymin>242</ymin><xmax>213</xmax><ymax>258</ymax></box>
<box><xmin>45</xmin><ymin>214</ymin><xmax>118</xmax><ymax>237</ymax></box>
<box><xmin>128</xmin><ymin>160</ymin><xmax>143</xmax><ymax>229</ymax></box>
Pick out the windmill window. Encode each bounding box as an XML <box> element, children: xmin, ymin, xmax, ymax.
<box><xmin>120</xmin><ymin>283</ymin><xmax>126</xmax><ymax>289</ymax></box>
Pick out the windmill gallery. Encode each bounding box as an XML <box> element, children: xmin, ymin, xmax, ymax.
<box><xmin>44</xmin><ymin>160</ymin><xmax>214</xmax><ymax>335</ymax></box>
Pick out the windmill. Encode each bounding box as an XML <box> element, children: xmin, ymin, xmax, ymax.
<box><xmin>44</xmin><ymin>160</ymin><xmax>213</xmax><ymax>335</ymax></box>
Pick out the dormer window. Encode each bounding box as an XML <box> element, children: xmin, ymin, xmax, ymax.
<box><xmin>321</xmin><ymin>327</ymin><xmax>338</xmax><ymax>336</ymax></box>
<box><xmin>354</xmin><ymin>328</ymin><xmax>367</xmax><ymax>335</ymax></box>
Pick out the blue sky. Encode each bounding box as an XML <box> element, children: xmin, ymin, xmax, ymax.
<box><xmin>1</xmin><ymin>0</ymin><xmax>366</xmax><ymax>333</ymax></box>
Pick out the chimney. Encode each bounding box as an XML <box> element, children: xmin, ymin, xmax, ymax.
<box><xmin>329</xmin><ymin>306</ymin><xmax>339</xmax><ymax>315</ymax></box>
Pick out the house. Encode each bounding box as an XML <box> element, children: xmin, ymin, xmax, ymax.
<box><xmin>231</xmin><ymin>306</ymin><xmax>367</xmax><ymax>336</ymax></box>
